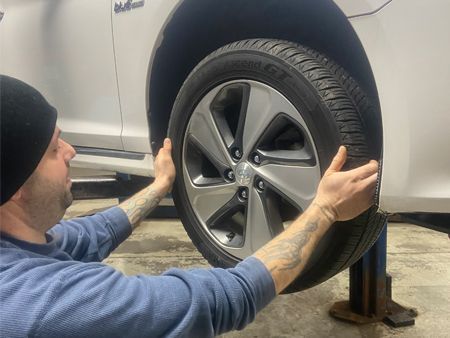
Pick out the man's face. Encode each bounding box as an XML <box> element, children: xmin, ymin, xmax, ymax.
<box><xmin>22</xmin><ymin>126</ymin><xmax>76</xmax><ymax>221</ymax></box>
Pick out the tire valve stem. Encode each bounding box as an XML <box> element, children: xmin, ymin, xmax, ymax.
<box><xmin>226</xmin><ymin>232</ymin><xmax>235</xmax><ymax>242</ymax></box>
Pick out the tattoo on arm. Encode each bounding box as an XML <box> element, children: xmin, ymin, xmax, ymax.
<box><xmin>254</xmin><ymin>203</ymin><xmax>335</xmax><ymax>293</ymax></box>
<box><xmin>119</xmin><ymin>187</ymin><xmax>163</xmax><ymax>229</ymax></box>
<box><xmin>257</xmin><ymin>221</ymin><xmax>319</xmax><ymax>272</ymax></box>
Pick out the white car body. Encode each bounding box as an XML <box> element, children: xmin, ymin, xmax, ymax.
<box><xmin>1</xmin><ymin>0</ymin><xmax>449</xmax><ymax>214</ymax></box>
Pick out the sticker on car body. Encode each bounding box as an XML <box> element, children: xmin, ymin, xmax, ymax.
<box><xmin>114</xmin><ymin>0</ymin><xmax>145</xmax><ymax>14</ymax></box>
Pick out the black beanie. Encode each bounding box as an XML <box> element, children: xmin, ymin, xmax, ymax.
<box><xmin>0</xmin><ymin>75</ymin><xmax>57</xmax><ymax>205</ymax></box>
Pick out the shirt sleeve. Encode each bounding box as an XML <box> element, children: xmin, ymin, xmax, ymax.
<box><xmin>48</xmin><ymin>207</ymin><xmax>131</xmax><ymax>262</ymax></box>
<box><xmin>26</xmin><ymin>256</ymin><xmax>275</xmax><ymax>338</ymax></box>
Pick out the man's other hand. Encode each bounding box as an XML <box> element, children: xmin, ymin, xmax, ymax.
<box><xmin>314</xmin><ymin>146</ymin><xmax>378</xmax><ymax>222</ymax></box>
<box><xmin>154</xmin><ymin>138</ymin><xmax>176</xmax><ymax>192</ymax></box>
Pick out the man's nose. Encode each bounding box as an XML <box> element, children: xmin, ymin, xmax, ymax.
<box><xmin>62</xmin><ymin>139</ymin><xmax>77</xmax><ymax>161</ymax></box>
<box><xmin>68</xmin><ymin>144</ymin><xmax>77</xmax><ymax>160</ymax></box>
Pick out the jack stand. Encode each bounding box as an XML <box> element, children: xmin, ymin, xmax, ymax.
<box><xmin>329</xmin><ymin>224</ymin><xmax>417</xmax><ymax>328</ymax></box>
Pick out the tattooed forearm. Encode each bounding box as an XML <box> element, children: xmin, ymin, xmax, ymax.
<box><xmin>118</xmin><ymin>186</ymin><xmax>164</xmax><ymax>229</ymax></box>
<box><xmin>253</xmin><ymin>204</ymin><xmax>335</xmax><ymax>294</ymax></box>
<box><xmin>258</xmin><ymin>221</ymin><xmax>318</xmax><ymax>271</ymax></box>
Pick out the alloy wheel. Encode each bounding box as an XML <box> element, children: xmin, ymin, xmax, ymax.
<box><xmin>182</xmin><ymin>80</ymin><xmax>321</xmax><ymax>259</ymax></box>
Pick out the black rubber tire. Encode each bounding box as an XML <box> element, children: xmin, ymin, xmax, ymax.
<box><xmin>168</xmin><ymin>39</ymin><xmax>387</xmax><ymax>293</ymax></box>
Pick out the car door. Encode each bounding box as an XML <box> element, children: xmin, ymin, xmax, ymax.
<box><xmin>0</xmin><ymin>0</ymin><xmax>123</xmax><ymax>150</ymax></box>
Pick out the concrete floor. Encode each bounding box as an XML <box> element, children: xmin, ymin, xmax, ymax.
<box><xmin>66</xmin><ymin>199</ymin><xmax>450</xmax><ymax>338</ymax></box>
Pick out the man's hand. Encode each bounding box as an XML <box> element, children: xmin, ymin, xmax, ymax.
<box><xmin>314</xmin><ymin>146</ymin><xmax>378</xmax><ymax>221</ymax></box>
<box><xmin>253</xmin><ymin>146</ymin><xmax>379</xmax><ymax>294</ymax></box>
<box><xmin>153</xmin><ymin>138</ymin><xmax>176</xmax><ymax>194</ymax></box>
<box><xmin>118</xmin><ymin>138</ymin><xmax>176</xmax><ymax>229</ymax></box>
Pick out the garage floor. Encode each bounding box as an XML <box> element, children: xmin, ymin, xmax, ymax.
<box><xmin>65</xmin><ymin>199</ymin><xmax>450</xmax><ymax>338</ymax></box>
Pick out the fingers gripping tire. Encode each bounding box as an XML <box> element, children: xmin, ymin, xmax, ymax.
<box><xmin>168</xmin><ymin>39</ymin><xmax>386</xmax><ymax>293</ymax></box>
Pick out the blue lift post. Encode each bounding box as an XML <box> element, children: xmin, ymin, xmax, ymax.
<box><xmin>329</xmin><ymin>224</ymin><xmax>417</xmax><ymax>327</ymax></box>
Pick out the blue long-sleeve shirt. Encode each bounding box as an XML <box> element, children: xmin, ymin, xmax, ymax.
<box><xmin>0</xmin><ymin>207</ymin><xmax>275</xmax><ymax>338</ymax></box>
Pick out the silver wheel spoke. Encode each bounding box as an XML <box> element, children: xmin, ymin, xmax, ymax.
<box><xmin>184</xmin><ymin>166</ymin><xmax>237</xmax><ymax>222</ymax></box>
<box><xmin>188</xmin><ymin>96</ymin><xmax>234</xmax><ymax>168</ymax></box>
<box><xmin>245</xmin><ymin>187</ymin><xmax>277</xmax><ymax>252</ymax></box>
<box><xmin>242</xmin><ymin>83</ymin><xmax>310</xmax><ymax>157</ymax></box>
<box><xmin>215</xmin><ymin>188</ymin><xmax>279</xmax><ymax>260</ymax></box>
<box><xmin>257</xmin><ymin>164</ymin><xmax>321</xmax><ymax>211</ymax></box>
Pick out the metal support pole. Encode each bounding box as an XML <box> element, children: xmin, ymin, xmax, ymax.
<box><xmin>330</xmin><ymin>224</ymin><xmax>416</xmax><ymax>327</ymax></box>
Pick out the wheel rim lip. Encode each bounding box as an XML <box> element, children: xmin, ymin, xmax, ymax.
<box><xmin>181</xmin><ymin>79</ymin><xmax>322</xmax><ymax>260</ymax></box>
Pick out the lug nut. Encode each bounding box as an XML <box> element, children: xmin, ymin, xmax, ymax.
<box><xmin>233</xmin><ymin>148</ymin><xmax>242</xmax><ymax>160</ymax></box>
<box><xmin>253</xmin><ymin>154</ymin><xmax>261</xmax><ymax>165</ymax></box>
<box><xmin>239</xmin><ymin>189</ymin><xmax>248</xmax><ymax>200</ymax></box>
<box><xmin>257</xmin><ymin>180</ymin><xmax>265</xmax><ymax>190</ymax></box>
<box><xmin>225</xmin><ymin>169</ymin><xmax>235</xmax><ymax>181</ymax></box>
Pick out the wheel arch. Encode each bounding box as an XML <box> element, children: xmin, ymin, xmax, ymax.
<box><xmin>148</xmin><ymin>0</ymin><xmax>382</xmax><ymax>155</ymax></box>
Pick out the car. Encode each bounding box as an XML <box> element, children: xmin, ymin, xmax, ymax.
<box><xmin>1</xmin><ymin>0</ymin><xmax>449</xmax><ymax>292</ymax></box>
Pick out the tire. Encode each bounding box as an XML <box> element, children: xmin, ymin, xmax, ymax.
<box><xmin>168</xmin><ymin>39</ymin><xmax>386</xmax><ymax>293</ymax></box>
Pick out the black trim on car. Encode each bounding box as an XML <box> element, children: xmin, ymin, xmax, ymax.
<box><xmin>74</xmin><ymin>146</ymin><xmax>146</xmax><ymax>160</ymax></box>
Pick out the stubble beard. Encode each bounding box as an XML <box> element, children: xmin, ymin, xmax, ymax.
<box><xmin>60</xmin><ymin>188</ymin><xmax>73</xmax><ymax>211</ymax></box>
<box><xmin>24</xmin><ymin>173</ymin><xmax>73</xmax><ymax>231</ymax></box>
<box><xmin>50</xmin><ymin>181</ymin><xmax>74</xmax><ymax>221</ymax></box>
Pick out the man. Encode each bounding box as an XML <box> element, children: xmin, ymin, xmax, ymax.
<box><xmin>0</xmin><ymin>75</ymin><xmax>378</xmax><ymax>337</ymax></box>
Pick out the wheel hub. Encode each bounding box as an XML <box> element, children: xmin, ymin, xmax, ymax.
<box><xmin>235</xmin><ymin>162</ymin><xmax>253</xmax><ymax>186</ymax></box>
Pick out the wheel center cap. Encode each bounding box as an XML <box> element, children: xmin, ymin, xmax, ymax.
<box><xmin>236</xmin><ymin>162</ymin><xmax>253</xmax><ymax>186</ymax></box>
